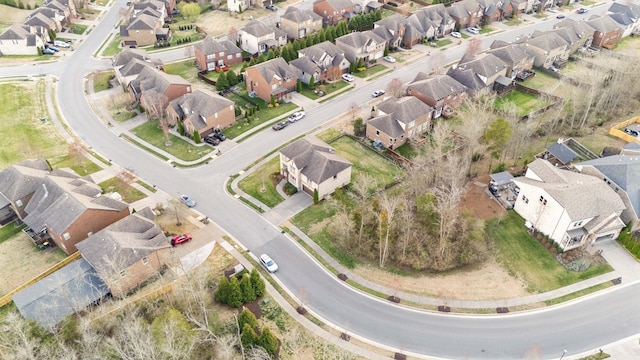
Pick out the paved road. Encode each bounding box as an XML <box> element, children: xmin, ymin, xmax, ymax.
<box><xmin>2</xmin><ymin>2</ymin><xmax>639</xmax><ymax>359</ymax></box>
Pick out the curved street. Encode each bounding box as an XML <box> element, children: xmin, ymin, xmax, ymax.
<box><xmin>2</xmin><ymin>1</ymin><xmax>640</xmax><ymax>359</ymax></box>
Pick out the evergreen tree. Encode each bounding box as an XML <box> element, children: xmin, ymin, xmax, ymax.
<box><xmin>258</xmin><ymin>327</ymin><xmax>279</xmax><ymax>356</ymax></box>
<box><xmin>296</xmin><ymin>80</ymin><xmax>302</xmax><ymax>93</ymax></box>
<box><xmin>357</xmin><ymin>58</ymin><xmax>364</xmax><ymax>69</ymax></box>
<box><xmin>308</xmin><ymin>75</ymin><xmax>315</xmax><ymax>89</ymax></box>
<box><xmin>292</xmin><ymin>40</ymin><xmax>300</xmax><ymax>52</ymax></box>
<box><xmin>215</xmin><ymin>276</ymin><xmax>230</xmax><ymax>304</ymax></box>
<box><xmin>270</xmin><ymin>95</ymin><xmax>275</xmax><ymax>107</ymax></box>
<box><xmin>237</xmin><ymin>307</ymin><xmax>258</xmax><ymax>332</ymax></box>
<box><xmin>249</xmin><ymin>57</ymin><xmax>257</xmax><ymax>66</ymax></box>
<box><xmin>257</xmin><ymin>53</ymin><xmax>267</xmax><ymax>63</ymax></box>
<box><xmin>319</xmin><ymin>31</ymin><xmax>326</xmax><ymax>43</ymax></box>
<box><xmin>240</xmin><ymin>323</ymin><xmax>258</xmax><ymax>349</ymax></box>
<box><xmin>384</xmin><ymin>47</ymin><xmax>389</xmax><ymax>56</ymax></box>
<box><xmin>227</xmin><ymin>69</ymin><xmax>238</xmax><ymax>86</ymax></box>
<box><xmin>349</xmin><ymin>61</ymin><xmax>356</xmax><ymax>73</ymax></box>
<box><xmin>240</xmin><ymin>274</ymin><xmax>256</xmax><ymax>303</ymax></box>
<box><xmin>216</xmin><ymin>71</ymin><xmax>228</xmax><ymax>90</ymax></box>
<box><xmin>313</xmin><ymin>188</ymin><xmax>319</xmax><ymax>204</ymax></box>
<box><xmin>250</xmin><ymin>268</ymin><xmax>265</xmax><ymax>297</ymax></box>
<box><xmin>267</xmin><ymin>50</ymin><xmax>276</xmax><ymax>60</ymax></box>
<box><xmin>193</xmin><ymin>130</ymin><xmax>201</xmax><ymax>143</ymax></box>
<box><xmin>227</xmin><ymin>276</ymin><xmax>243</xmax><ymax>307</ymax></box>
<box><xmin>271</xmin><ymin>47</ymin><xmax>281</xmax><ymax>58</ymax></box>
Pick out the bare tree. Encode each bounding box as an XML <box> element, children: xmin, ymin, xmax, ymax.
<box><xmin>386</xmin><ymin>77</ymin><xmax>403</xmax><ymax>98</ymax></box>
<box><xmin>227</xmin><ymin>27</ymin><xmax>239</xmax><ymax>44</ymax></box>
<box><xmin>327</xmin><ymin>66</ymin><xmax>342</xmax><ymax>86</ymax></box>
<box><xmin>429</xmin><ymin>52</ymin><xmax>447</xmax><ymax>75</ymax></box>
<box><xmin>347</xmin><ymin>102</ymin><xmax>361</xmax><ymax>122</ymax></box>
<box><xmin>375</xmin><ymin>192</ymin><xmax>400</xmax><ymax>268</ymax></box>
<box><xmin>141</xmin><ymin>91</ymin><xmax>171</xmax><ymax>145</ymax></box>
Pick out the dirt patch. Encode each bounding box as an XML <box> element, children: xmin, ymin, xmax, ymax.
<box><xmin>0</xmin><ymin>235</ymin><xmax>67</xmax><ymax>297</ymax></box>
<box><xmin>352</xmin><ymin>256</ymin><xmax>529</xmax><ymax>301</ymax></box>
<box><xmin>461</xmin><ymin>174</ymin><xmax>506</xmax><ymax>221</ymax></box>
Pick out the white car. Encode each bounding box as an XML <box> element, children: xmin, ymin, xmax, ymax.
<box><xmin>466</xmin><ymin>27</ymin><xmax>480</xmax><ymax>35</ymax></box>
<box><xmin>372</xmin><ymin>90</ymin><xmax>385</xmax><ymax>98</ymax></box>
<box><xmin>383</xmin><ymin>56</ymin><xmax>396</xmax><ymax>63</ymax></box>
<box><xmin>260</xmin><ymin>254</ymin><xmax>278</xmax><ymax>273</ymax></box>
<box><xmin>342</xmin><ymin>73</ymin><xmax>355</xmax><ymax>82</ymax></box>
<box><xmin>288</xmin><ymin>111</ymin><xmax>306</xmax><ymax>123</ymax></box>
<box><xmin>451</xmin><ymin>31</ymin><xmax>462</xmax><ymax>38</ymax></box>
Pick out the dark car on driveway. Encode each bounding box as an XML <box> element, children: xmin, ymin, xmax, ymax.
<box><xmin>212</xmin><ymin>130</ymin><xmax>226</xmax><ymax>141</ymax></box>
<box><xmin>272</xmin><ymin>121</ymin><xmax>289</xmax><ymax>131</ymax></box>
<box><xmin>204</xmin><ymin>134</ymin><xmax>220</xmax><ymax>146</ymax></box>
<box><xmin>266</xmin><ymin>4</ymin><xmax>277</xmax><ymax>11</ymax></box>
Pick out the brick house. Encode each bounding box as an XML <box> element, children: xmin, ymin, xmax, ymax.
<box><xmin>76</xmin><ymin>208</ymin><xmax>171</xmax><ymax>298</ymax></box>
<box><xmin>279</xmin><ymin>136</ymin><xmax>352</xmax><ymax>199</ymax></box>
<box><xmin>313</xmin><ymin>0</ymin><xmax>355</xmax><ymax>25</ymax></box>
<box><xmin>335</xmin><ymin>30</ymin><xmax>387</xmax><ymax>64</ymax></box>
<box><xmin>447</xmin><ymin>0</ymin><xmax>483</xmax><ymax>29</ymax></box>
<box><xmin>120</xmin><ymin>13</ymin><xmax>170</xmax><ymax>47</ymax></box>
<box><xmin>166</xmin><ymin>89</ymin><xmax>236</xmax><ymax>137</ymax></box>
<box><xmin>446</xmin><ymin>53</ymin><xmax>508</xmax><ymax>96</ymax></box>
<box><xmin>486</xmin><ymin>40</ymin><xmax>535</xmax><ymax>78</ymax></box>
<box><xmin>194</xmin><ymin>36</ymin><xmax>243</xmax><ymax>72</ymax></box>
<box><xmin>406</xmin><ymin>72</ymin><xmax>467</xmax><ymax>118</ymax></box>
<box><xmin>291</xmin><ymin>41</ymin><xmax>350</xmax><ymax>84</ymax></box>
<box><xmin>280</xmin><ymin>6</ymin><xmax>323</xmax><ymax>40</ymax></box>
<box><xmin>587</xmin><ymin>15</ymin><xmax>624</xmax><ymax>49</ymax></box>
<box><xmin>366</xmin><ymin>96</ymin><xmax>433</xmax><ymax>149</ymax></box>
<box><xmin>128</xmin><ymin>66</ymin><xmax>192</xmax><ymax>106</ymax></box>
<box><xmin>112</xmin><ymin>48</ymin><xmax>163</xmax><ymax>90</ymax></box>
<box><xmin>244</xmin><ymin>57</ymin><xmax>297</xmax><ymax>102</ymax></box>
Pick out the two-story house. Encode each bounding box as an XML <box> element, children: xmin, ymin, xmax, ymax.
<box><xmin>280</xmin><ymin>6</ymin><xmax>323</xmax><ymax>40</ymax></box>
<box><xmin>446</xmin><ymin>53</ymin><xmax>508</xmax><ymax>96</ymax></box>
<box><xmin>112</xmin><ymin>48</ymin><xmax>163</xmax><ymax>90</ymax></box>
<box><xmin>227</xmin><ymin>0</ymin><xmax>254</xmax><ymax>13</ymax></box>
<box><xmin>313</xmin><ymin>0</ymin><xmax>355</xmax><ymax>25</ymax></box>
<box><xmin>133</xmin><ymin>0</ymin><xmax>167</xmax><ymax>19</ymax></box>
<box><xmin>519</xmin><ymin>31</ymin><xmax>569</xmax><ymax>68</ymax></box>
<box><xmin>291</xmin><ymin>41</ymin><xmax>350</xmax><ymax>84</ymax></box>
<box><xmin>120</xmin><ymin>13</ymin><xmax>170</xmax><ymax>47</ymax></box>
<box><xmin>447</xmin><ymin>0</ymin><xmax>483</xmax><ymax>29</ymax></box>
<box><xmin>366</xmin><ymin>96</ymin><xmax>433</xmax><ymax>149</ymax></box>
<box><xmin>166</xmin><ymin>89</ymin><xmax>236</xmax><ymax>137</ymax></box>
<box><xmin>608</xmin><ymin>1</ymin><xmax>640</xmax><ymax>37</ymax></box>
<box><xmin>244</xmin><ymin>57</ymin><xmax>297</xmax><ymax>102</ymax></box>
<box><xmin>587</xmin><ymin>15</ymin><xmax>624</xmax><ymax>49</ymax></box>
<box><xmin>373</xmin><ymin>14</ymin><xmax>408</xmax><ymax>49</ymax></box>
<box><xmin>279</xmin><ymin>136</ymin><xmax>352</xmax><ymax>199</ymax></box>
<box><xmin>194</xmin><ymin>36</ymin><xmax>243</xmax><ymax>72</ymax></box>
<box><xmin>553</xmin><ymin>19</ymin><xmax>595</xmax><ymax>54</ymax></box>
<box><xmin>76</xmin><ymin>208</ymin><xmax>171</xmax><ymax>298</ymax></box>
<box><xmin>410</xmin><ymin>4</ymin><xmax>455</xmax><ymax>39</ymax></box>
<box><xmin>0</xmin><ymin>24</ymin><xmax>44</xmax><ymax>56</ymax></box>
<box><xmin>0</xmin><ymin>159</ymin><xmax>51</xmax><ymax>223</ymax></box>
<box><xmin>238</xmin><ymin>20</ymin><xmax>287</xmax><ymax>55</ymax></box>
<box><xmin>486</xmin><ymin>40</ymin><xmax>535</xmax><ymax>78</ymax></box>
<box><xmin>128</xmin><ymin>66</ymin><xmax>192</xmax><ymax>106</ymax></box>
<box><xmin>406</xmin><ymin>72</ymin><xmax>467</xmax><ymax>118</ymax></box>
<box><xmin>513</xmin><ymin>159</ymin><xmax>626</xmax><ymax>250</ymax></box>
<box><xmin>404</xmin><ymin>11</ymin><xmax>437</xmax><ymax>47</ymax></box>
<box><xmin>335</xmin><ymin>30</ymin><xmax>386</xmax><ymax>64</ymax></box>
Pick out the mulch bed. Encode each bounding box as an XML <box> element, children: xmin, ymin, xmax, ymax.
<box><xmin>496</xmin><ymin>307</ymin><xmax>509</xmax><ymax>314</ymax></box>
<box><xmin>242</xmin><ymin>298</ymin><xmax>263</xmax><ymax>319</ymax></box>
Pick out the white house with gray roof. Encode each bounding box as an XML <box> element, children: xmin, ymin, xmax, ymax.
<box><xmin>513</xmin><ymin>159</ymin><xmax>626</xmax><ymax>250</ymax></box>
<box><xmin>575</xmin><ymin>155</ymin><xmax>640</xmax><ymax>233</ymax></box>
<box><xmin>0</xmin><ymin>24</ymin><xmax>44</xmax><ymax>56</ymax></box>
<box><xmin>239</xmin><ymin>20</ymin><xmax>287</xmax><ymax>55</ymax></box>
<box><xmin>279</xmin><ymin>136</ymin><xmax>351</xmax><ymax>199</ymax></box>
<box><xmin>608</xmin><ymin>1</ymin><xmax>640</xmax><ymax>37</ymax></box>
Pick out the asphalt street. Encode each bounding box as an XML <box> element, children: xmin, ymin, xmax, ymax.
<box><xmin>1</xmin><ymin>1</ymin><xmax>638</xmax><ymax>359</ymax></box>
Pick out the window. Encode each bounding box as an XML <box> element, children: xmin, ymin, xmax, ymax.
<box><xmin>15</xmin><ymin>199</ymin><xmax>23</xmax><ymax>207</ymax></box>
<box><xmin>119</xmin><ymin>270</ymin><xmax>126</xmax><ymax>278</ymax></box>
<box><xmin>142</xmin><ymin>257</ymin><xmax>148</xmax><ymax>265</ymax></box>
<box><xmin>63</xmin><ymin>232</ymin><xmax>71</xmax><ymax>240</ymax></box>
<box><xmin>539</xmin><ymin>196</ymin><xmax>547</xmax><ymax>205</ymax></box>
<box><xmin>333</xmin><ymin>174</ymin><xmax>337</xmax><ymax>179</ymax></box>
<box><xmin>522</xmin><ymin>195</ymin><xmax>529</xmax><ymax>204</ymax></box>
<box><xmin>376</xmin><ymin>130</ymin><xmax>380</xmax><ymax>135</ymax></box>
<box><xmin>219</xmin><ymin>51</ymin><xmax>224</xmax><ymax>56</ymax></box>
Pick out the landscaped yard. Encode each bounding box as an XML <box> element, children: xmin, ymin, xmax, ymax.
<box><xmin>49</xmin><ymin>152</ymin><xmax>102</xmax><ymax>176</ymax></box>
<box><xmin>354</xmin><ymin>64</ymin><xmax>388</xmax><ymax>79</ymax></box>
<box><xmin>131</xmin><ymin>120</ymin><xmax>214</xmax><ymax>161</ymax></box>
<box><xmin>99</xmin><ymin>177</ymin><xmax>147</xmax><ymax>204</ymax></box>
<box><xmin>238</xmin><ymin>156</ymin><xmax>283</xmax><ymax>208</ymax></box>
<box><xmin>220</xmin><ymin>91</ymin><xmax>297</xmax><ymax>139</ymax></box>
<box><xmin>489</xmin><ymin>211</ymin><xmax>613</xmax><ymax>293</ymax></box>
<box><xmin>102</xmin><ymin>34</ymin><xmax>121</xmax><ymax>57</ymax></box>
<box><xmin>70</xmin><ymin>23</ymin><xmax>88</xmax><ymax>35</ymax></box>
<box><xmin>495</xmin><ymin>89</ymin><xmax>549</xmax><ymax>117</ymax></box>
<box><xmin>93</xmin><ymin>71</ymin><xmax>114</xmax><ymax>93</ymax></box>
<box><xmin>298</xmin><ymin>81</ymin><xmax>349</xmax><ymax>100</ymax></box>
<box><xmin>163</xmin><ymin>60</ymin><xmax>200</xmax><ymax>83</ymax></box>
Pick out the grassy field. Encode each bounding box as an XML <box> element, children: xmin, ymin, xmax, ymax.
<box><xmin>316</xmin><ymin>128</ymin><xmax>341</xmax><ymax>142</ymax></box>
<box><xmin>99</xmin><ymin>177</ymin><xmax>147</xmax><ymax>204</ymax></box>
<box><xmin>298</xmin><ymin>81</ymin><xmax>349</xmax><ymax>100</ymax></box>
<box><xmin>163</xmin><ymin>60</ymin><xmax>200</xmax><ymax>84</ymax></box>
<box><xmin>488</xmin><ymin>211</ymin><xmax>613</xmax><ymax>293</ymax></box>
<box><xmin>354</xmin><ymin>64</ymin><xmax>387</xmax><ymax>79</ymax></box>
<box><xmin>0</xmin><ymin>222</ymin><xmax>26</xmax><ymax>246</ymax></box>
<box><xmin>49</xmin><ymin>152</ymin><xmax>102</xmax><ymax>176</ymax></box>
<box><xmin>102</xmin><ymin>34</ymin><xmax>122</xmax><ymax>57</ymax></box>
<box><xmin>329</xmin><ymin>136</ymin><xmax>405</xmax><ymax>190</ymax></box>
<box><xmin>495</xmin><ymin>89</ymin><xmax>549</xmax><ymax>117</ymax></box>
<box><xmin>221</xmin><ymin>92</ymin><xmax>297</xmax><ymax>139</ymax></box>
<box><xmin>131</xmin><ymin>120</ymin><xmax>214</xmax><ymax>161</ymax></box>
<box><xmin>93</xmin><ymin>71</ymin><xmax>114</xmax><ymax>93</ymax></box>
<box><xmin>237</xmin><ymin>156</ymin><xmax>283</xmax><ymax>208</ymax></box>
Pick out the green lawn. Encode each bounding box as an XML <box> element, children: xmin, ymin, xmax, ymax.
<box><xmin>488</xmin><ymin>211</ymin><xmax>613</xmax><ymax>293</ymax></box>
<box><xmin>395</xmin><ymin>143</ymin><xmax>419</xmax><ymax>159</ymax></box>
<box><xmin>163</xmin><ymin>59</ymin><xmax>199</xmax><ymax>83</ymax></box>
<box><xmin>329</xmin><ymin>136</ymin><xmax>405</xmax><ymax>190</ymax></box>
<box><xmin>495</xmin><ymin>89</ymin><xmax>549</xmax><ymax>117</ymax></box>
<box><xmin>49</xmin><ymin>154</ymin><xmax>102</xmax><ymax>176</ymax></box>
<box><xmin>238</xmin><ymin>156</ymin><xmax>284</xmax><ymax>208</ymax></box>
<box><xmin>102</xmin><ymin>34</ymin><xmax>122</xmax><ymax>57</ymax></box>
<box><xmin>354</xmin><ymin>64</ymin><xmax>387</xmax><ymax>79</ymax></box>
<box><xmin>436</xmin><ymin>38</ymin><xmax>452</xmax><ymax>47</ymax></box>
<box><xmin>70</xmin><ymin>23</ymin><xmax>88</xmax><ymax>35</ymax></box>
<box><xmin>93</xmin><ymin>71</ymin><xmax>114</xmax><ymax>93</ymax></box>
<box><xmin>298</xmin><ymin>81</ymin><xmax>349</xmax><ymax>100</ymax></box>
<box><xmin>316</xmin><ymin>128</ymin><xmax>342</xmax><ymax>143</ymax></box>
<box><xmin>0</xmin><ymin>222</ymin><xmax>26</xmax><ymax>245</ymax></box>
<box><xmin>131</xmin><ymin>120</ymin><xmax>214</xmax><ymax>161</ymax></box>
<box><xmin>99</xmin><ymin>177</ymin><xmax>147</xmax><ymax>204</ymax></box>
<box><xmin>221</xmin><ymin>92</ymin><xmax>297</xmax><ymax>140</ymax></box>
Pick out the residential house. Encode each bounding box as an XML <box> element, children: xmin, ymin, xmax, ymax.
<box><xmin>587</xmin><ymin>15</ymin><xmax>623</xmax><ymax>49</ymax></box>
<box><xmin>292</xmin><ymin>41</ymin><xmax>350</xmax><ymax>84</ymax></box>
<box><xmin>0</xmin><ymin>24</ymin><xmax>44</xmax><ymax>56</ymax></box>
<box><xmin>335</xmin><ymin>30</ymin><xmax>386</xmax><ymax>64</ymax></box>
<box><xmin>446</xmin><ymin>53</ymin><xmax>508</xmax><ymax>95</ymax></box>
<box><xmin>403</xmin><ymin>13</ymin><xmax>436</xmax><ymax>48</ymax></box>
<box><xmin>519</xmin><ymin>31</ymin><xmax>569</xmax><ymax>68</ymax></box>
<box><xmin>194</xmin><ymin>36</ymin><xmax>243</xmax><ymax>72</ymax></box>
<box><xmin>487</xmin><ymin>40</ymin><xmax>535</xmax><ymax>78</ymax></box>
<box><xmin>133</xmin><ymin>0</ymin><xmax>167</xmax><ymax>19</ymax></box>
<box><xmin>112</xmin><ymin>48</ymin><xmax>163</xmax><ymax>89</ymax></box>
<box><xmin>280</xmin><ymin>6</ymin><xmax>323</xmax><ymax>40</ymax></box>
<box><xmin>120</xmin><ymin>13</ymin><xmax>170</xmax><ymax>47</ymax></box>
<box><xmin>366</xmin><ymin>96</ymin><xmax>433</xmax><ymax>149</ymax></box>
<box><xmin>22</xmin><ymin>170</ymin><xmax>130</xmax><ymax>254</ymax></box>
<box><xmin>553</xmin><ymin>19</ymin><xmax>595</xmax><ymax>54</ymax></box>
<box><xmin>24</xmin><ymin>11</ymin><xmax>60</xmax><ymax>34</ymax></box>
<box><xmin>279</xmin><ymin>136</ymin><xmax>352</xmax><ymax>199</ymax></box>
<box><xmin>128</xmin><ymin>66</ymin><xmax>192</xmax><ymax>106</ymax></box>
<box><xmin>76</xmin><ymin>208</ymin><xmax>171</xmax><ymax>298</ymax></box>
<box><xmin>238</xmin><ymin>20</ymin><xmax>287</xmax><ymax>55</ymax></box>
<box><xmin>575</xmin><ymin>155</ymin><xmax>640</xmax><ymax>233</ymax></box>
<box><xmin>244</xmin><ymin>57</ymin><xmax>297</xmax><ymax>102</ymax></box>
<box><xmin>373</xmin><ymin>14</ymin><xmax>408</xmax><ymax>49</ymax></box>
<box><xmin>166</xmin><ymin>89</ymin><xmax>236</xmax><ymax>137</ymax></box>
<box><xmin>43</xmin><ymin>0</ymin><xmax>75</xmax><ymax>22</ymax></box>
<box><xmin>512</xmin><ymin>159</ymin><xmax>626</xmax><ymax>250</ymax></box>
<box><xmin>12</xmin><ymin>258</ymin><xmax>109</xmax><ymax>329</ymax></box>
<box><xmin>410</xmin><ymin>5</ymin><xmax>455</xmax><ymax>38</ymax></box>
<box><xmin>539</xmin><ymin>137</ymin><xmax>601</xmax><ymax>167</ymax></box>
<box><xmin>476</xmin><ymin>0</ymin><xmax>514</xmax><ymax>24</ymax></box>
<box><xmin>313</xmin><ymin>0</ymin><xmax>355</xmax><ymax>25</ymax></box>
<box><xmin>608</xmin><ymin>1</ymin><xmax>640</xmax><ymax>37</ymax></box>
<box><xmin>406</xmin><ymin>72</ymin><xmax>467</xmax><ymax>118</ymax></box>
<box><xmin>511</xmin><ymin>0</ymin><xmax>530</xmax><ymax>15</ymax></box>
<box><xmin>227</xmin><ymin>0</ymin><xmax>253</xmax><ymax>13</ymax></box>
<box><xmin>0</xmin><ymin>159</ymin><xmax>51</xmax><ymax>223</ymax></box>
<box><xmin>447</xmin><ymin>0</ymin><xmax>483</xmax><ymax>29</ymax></box>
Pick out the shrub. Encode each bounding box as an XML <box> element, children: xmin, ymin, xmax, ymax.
<box><xmin>239</xmin><ymin>274</ymin><xmax>256</xmax><ymax>303</ymax></box>
<box><xmin>227</xmin><ymin>276</ymin><xmax>243</xmax><ymax>307</ymax></box>
<box><xmin>313</xmin><ymin>188</ymin><xmax>319</xmax><ymax>204</ymax></box>
<box><xmin>240</xmin><ymin>323</ymin><xmax>258</xmax><ymax>349</ymax></box>
<box><xmin>250</xmin><ymin>268</ymin><xmax>265</xmax><ymax>297</ymax></box>
<box><xmin>237</xmin><ymin>308</ymin><xmax>258</xmax><ymax>332</ymax></box>
<box><xmin>357</xmin><ymin>67</ymin><xmax>366</xmax><ymax>72</ymax></box>
<box><xmin>283</xmin><ymin>182</ymin><xmax>298</xmax><ymax>195</ymax></box>
<box><xmin>214</xmin><ymin>276</ymin><xmax>230</xmax><ymax>304</ymax></box>
<box><xmin>193</xmin><ymin>130</ymin><xmax>201</xmax><ymax>143</ymax></box>
<box><xmin>258</xmin><ymin>327</ymin><xmax>279</xmax><ymax>356</ymax></box>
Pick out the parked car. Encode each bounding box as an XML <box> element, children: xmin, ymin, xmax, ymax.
<box><xmin>180</xmin><ymin>194</ymin><xmax>196</xmax><ymax>207</ymax></box>
<box><xmin>450</xmin><ymin>31</ymin><xmax>462</xmax><ymax>38</ymax></box>
<box><xmin>548</xmin><ymin>66</ymin><xmax>559</xmax><ymax>73</ymax></box>
<box><xmin>288</xmin><ymin>111</ymin><xmax>306</xmax><ymax>123</ymax></box>
<box><xmin>466</xmin><ymin>27</ymin><xmax>480</xmax><ymax>35</ymax></box>
<box><xmin>577</xmin><ymin>7</ymin><xmax>588</xmax><ymax>13</ymax></box>
<box><xmin>266</xmin><ymin>4</ymin><xmax>277</xmax><ymax>11</ymax></box>
<box><xmin>259</xmin><ymin>254</ymin><xmax>279</xmax><ymax>273</ymax></box>
<box><xmin>204</xmin><ymin>134</ymin><xmax>220</xmax><ymax>146</ymax></box>
<box><xmin>547</xmin><ymin>7</ymin><xmax>558</xmax><ymax>13</ymax></box>
<box><xmin>272</xmin><ymin>121</ymin><xmax>289</xmax><ymax>131</ymax></box>
<box><xmin>556</xmin><ymin>14</ymin><xmax>566</xmax><ymax>19</ymax></box>
<box><xmin>48</xmin><ymin>46</ymin><xmax>59</xmax><ymax>52</ymax></box>
<box><xmin>42</xmin><ymin>48</ymin><xmax>56</xmax><ymax>55</ymax></box>
<box><xmin>383</xmin><ymin>56</ymin><xmax>396</xmax><ymax>63</ymax></box>
<box><xmin>171</xmin><ymin>233</ymin><xmax>192</xmax><ymax>246</ymax></box>
<box><xmin>342</xmin><ymin>73</ymin><xmax>355</xmax><ymax>82</ymax></box>
<box><xmin>53</xmin><ymin>40</ymin><xmax>70</xmax><ymax>48</ymax></box>
<box><xmin>624</xmin><ymin>128</ymin><xmax>640</xmax><ymax>137</ymax></box>
<box><xmin>372</xmin><ymin>90</ymin><xmax>385</xmax><ymax>98</ymax></box>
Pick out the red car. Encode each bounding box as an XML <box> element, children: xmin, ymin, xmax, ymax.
<box><xmin>171</xmin><ymin>233</ymin><xmax>192</xmax><ymax>246</ymax></box>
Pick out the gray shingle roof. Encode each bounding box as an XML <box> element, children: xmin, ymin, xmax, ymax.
<box><xmin>129</xmin><ymin>66</ymin><xmax>190</xmax><ymax>96</ymax></box>
<box><xmin>290</xmin><ymin>56</ymin><xmax>320</xmax><ymax>75</ymax></box>
<box><xmin>547</xmin><ymin>141</ymin><xmax>580</xmax><ymax>164</ymax></box>
<box><xmin>0</xmin><ymin>24</ymin><xmax>32</xmax><ymax>40</ymax></box>
<box><xmin>608</xmin><ymin>2</ymin><xmax>640</xmax><ymax>20</ymax></box>
<box><xmin>112</xmin><ymin>48</ymin><xmax>153</xmax><ymax>67</ymax></box>
<box><xmin>407</xmin><ymin>73</ymin><xmax>467</xmax><ymax>100</ymax></box>
<box><xmin>194</xmin><ymin>36</ymin><xmax>242</xmax><ymax>56</ymax></box>
<box><xmin>280</xmin><ymin>136</ymin><xmax>351</xmax><ymax>184</ymax></box>
<box><xmin>525</xmin><ymin>31</ymin><xmax>568</xmax><ymax>51</ymax></box>
<box><xmin>367</xmin><ymin>114</ymin><xmax>405</xmax><ymax>137</ymax></box>
<box><xmin>587</xmin><ymin>14</ymin><xmax>624</xmax><ymax>33</ymax></box>
<box><xmin>242</xmin><ymin>20</ymin><xmax>276</xmax><ymax>37</ymax></box>
<box><xmin>169</xmin><ymin>89</ymin><xmax>234</xmax><ymax>130</ymax></box>
<box><xmin>76</xmin><ymin>209</ymin><xmax>168</xmax><ymax>276</ymax></box>
<box><xmin>0</xmin><ymin>159</ymin><xmax>51</xmax><ymax>203</ymax></box>
<box><xmin>487</xmin><ymin>41</ymin><xmax>531</xmax><ymax>65</ymax></box>
<box><xmin>298</xmin><ymin>41</ymin><xmax>347</xmax><ymax>68</ymax></box>
<box><xmin>336</xmin><ymin>30</ymin><xmax>385</xmax><ymax>48</ymax></box>
<box><xmin>376</xmin><ymin>96</ymin><xmax>433</xmax><ymax>124</ymax></box>
<box><xmin>282</xmin><ymin>6</ymin><xmax>322</xmax><ymax>23</ymax></box>
<box><xmin>12</xmin><ymin>258</ymin><xmax>109</xmax><ymax>329</ymax></box>
<box><xmin>248</xmin><ymin>57</ymin><xmax>296</xmax><ymax>84</ymax></box>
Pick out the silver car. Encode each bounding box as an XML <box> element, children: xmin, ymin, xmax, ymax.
<box><xmin>260</xmin><ymin>254</ymin><xmax>278</xmax><ymax>273</ymax></box>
